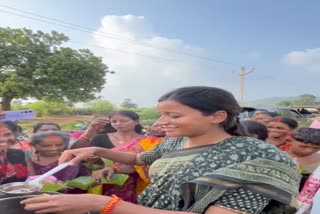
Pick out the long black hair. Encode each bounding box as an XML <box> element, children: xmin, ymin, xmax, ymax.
<box><xmin>292</xmin><ymin>128</ymin><xmax>320</xmax><ymax>145</ymax></box>
<box><xmin>271</xmin><ymin>117</ymin><xmax>298</xmax><ymax>129</ymax></box>
<box><xmin>109</xmin><ymin>110</ymin><xmax>143</xmax><ymax>134</ymax></box>
<box><xmin>2</xmin><ymin>121</ymin><xmax>21</xmax><ymax>133</ymax></box>
<box><xmin>241</xmin><ymin>120</ymin><xmax>268</xmax><ymax>140</ymax></box>
<box><xmin>158</xmin><ymin>86</ymin><xmax>249</xmax><ymax>136</ymax></box>
<box><xmin>0</xmin><ymin>122</ymin><xmax>12</xmax><ymax>132</ymax></box>
<box><xmin>31</xmin><ymin>131</ymin><xmax>68</xmax><ymax>146</ymax></box>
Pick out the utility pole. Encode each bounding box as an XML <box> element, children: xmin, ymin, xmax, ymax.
<box><xmin>239</xmin><ymin>66</ymin><xmax>254</xmax><ymax>103</ymax></box>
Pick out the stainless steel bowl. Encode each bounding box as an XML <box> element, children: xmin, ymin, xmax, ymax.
<box><xmin>0</xmin><ymin>182</ymin><xmax>42</xmax><ymax>196</ymax></box>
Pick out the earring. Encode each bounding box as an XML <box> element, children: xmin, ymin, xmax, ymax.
<box><xmin>36</xmin><ymin>151</ymin><xmax>40</xmax><ymax>162</ymax></box>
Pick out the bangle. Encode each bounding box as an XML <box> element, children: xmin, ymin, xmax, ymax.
<box><xmin>100</xmin><ymin>195</ymin><xmax>122</xmax><ymax>214</ymax></box>
<box><xmin>80</xmin><ymin>135</ymin><xmax>90</xmax><ymax>142</ymax></box>
<box><xmin>112</xmin><ymin>165</ymin><xmax>120</xmax><ymax>173</ymax></box>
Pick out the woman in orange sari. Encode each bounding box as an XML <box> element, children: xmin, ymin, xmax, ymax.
<box><xmin>92</xmin><ymin>135</ymin><xmax>164</xmax><ymax>203</ymax></box>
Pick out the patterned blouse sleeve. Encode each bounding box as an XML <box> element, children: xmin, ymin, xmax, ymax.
<box><xmin>210</xmin><ymin>188</ymin><xmax>270</xmax><ymax>214</ymax></box>
<box><xmin>139</xmin><ymin>142</ymin><xmax>165</xmax><ymax>164</ymax></box>
<box><xmin>139</xmin><ymin>137</ymin><xmax>186</xmax><ymax>165</ymax></box>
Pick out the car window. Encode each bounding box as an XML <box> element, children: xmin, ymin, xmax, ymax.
<box><xmin>239</xmin><ymin>109</ymin><xmax>256</xmax><ymax>120</ymax></box>
<box><xmin>289</xmin><ymin>110</ymin><xmax>303</xmax><ymax>119</ymax></box>
<box><xmin>278</xmin><ymin>109</ymin><xmax>291</xmax><ymax>117</ymax></box>
<box><xmin>279</xmin><ymin>109</ymin><xmax>302</xmax><ymax>119</ymax></box>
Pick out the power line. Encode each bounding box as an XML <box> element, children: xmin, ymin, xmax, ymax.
<box><xmin>0</xmin><ymin>9</ymin><xmax>173</xmax><ymax>62</ymax></box>
<box><xmin>0</xmin><ymin>4</ymin><xmax>242</xmax><ymax>67</ymax></box>
<box><xmin>0</xmin><ymin>9</ymin><xmax>188</xmax><ymax>65</ymax></box>
<box><xmin>69</xmin><ymin>41</ymin><xmax>179</xmax><ymax>63</ymax></box>
<box><xmin>0</xmin><ymin>4</ymin><xmax>158</xmax><ymax>48</ymax></box>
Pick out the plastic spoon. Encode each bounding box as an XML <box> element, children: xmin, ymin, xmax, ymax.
<box><xmin>28</xmin><ymin>162</ymin><xmax>70</xmax><ymax>185</ymax></box>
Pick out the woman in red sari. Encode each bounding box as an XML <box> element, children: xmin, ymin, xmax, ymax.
<box><xmin>0</xmin><ymin>122</ymin><xmax>35</xmax><ymax>184</ymax></box>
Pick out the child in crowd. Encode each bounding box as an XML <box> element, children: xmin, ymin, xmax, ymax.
<box><xmin>286</xmin><ymin>128</ymin><xmax>320</xmax><ymax>190</ymax></box>
<box><xmin>241</xmin><ymin>120</ymin><xmax>268</xmax><ymax>141</ymax></box>
<box><xmin>30</xmin><ymin>131</ymin><xmax>79</xmax><ymax>182</ymax></box>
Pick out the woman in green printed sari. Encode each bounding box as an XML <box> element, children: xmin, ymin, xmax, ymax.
<box><xmin>22</xmin><ymin>86</ymin><xmax>300</xmax><ymax>214</ymax></box>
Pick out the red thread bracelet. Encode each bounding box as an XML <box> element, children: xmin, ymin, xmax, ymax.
<box><xmin>100</xmin><ymin>195</ymin><xmax>122</xmax><ymax>214</ymax></box>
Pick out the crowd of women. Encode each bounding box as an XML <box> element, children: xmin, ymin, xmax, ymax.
<box><xmin>1</xmin><ymin>86</ymin><xmax>320</xmax><ymax>214</ymax></box>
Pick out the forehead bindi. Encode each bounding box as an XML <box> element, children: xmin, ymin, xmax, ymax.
<box><xmin>268</xmin><ymin>122</ymin><xmax>287</xmax><ymax>128</ymax></box>
<box><xmin>48</xmin><ymin>135</ymin><xmax>59</xmax><ymax>140</ymax></box>
<box><xmin>40</xmin><ymin>136</ymin><xmax>64</xmax><ymax>144</ymax></box>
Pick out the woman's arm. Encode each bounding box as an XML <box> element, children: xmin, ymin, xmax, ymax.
<box><xmin>22</xmin><ymin>194</ymin><xmax>238</xmax><ymax>214</ymax></box>
<box><xmin>61</xmin><ymin>138</ymin><xmax>165</xmax><ymax>166</ymax></box>
<box><xmin>59</xmin><ymin>147</ymin><xmax>146</xmax><ymax>166</ymax></box>
<box><xmin>117</xmin><ymin>164</ymin><xmax>136</xmax><ymax>174</ymax></box>
<box><xmin>113</xmin><ymin>201</ymin><xmax>237</xmax><ymax>214</ymax></box>
<box><xmin>59</xmin><ymin>147</ymin><xmax>145</xmax><ymax>165</ymax></box>
<box><xmin>70</xmin><ymin>130</ymin><xmax>95</xmax><ymax>149</ymax></box>
<box><xmin>94</xmin><ymin>147</ymin><xmax>145</xmax><ymax>165</ymax></box>
<box><xmin>71</xmin><ymin>118</ymin><xmax>110</xmax><ymax>149</ymax></box>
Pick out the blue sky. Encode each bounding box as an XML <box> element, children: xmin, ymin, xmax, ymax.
<box><xmin>0</xmin><ymin>0</ymin><xmax>319</xmax><ymax>106</ymax></box>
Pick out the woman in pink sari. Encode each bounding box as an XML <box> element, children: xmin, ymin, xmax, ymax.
<box><xmin>85</xmin><ymin>111</ymin><xmax>165</xmax><ymax>203</ymax></box>
<box><xmin>82</xmin><ymin>110</ymin><xmax>142</xmax><ymax>202</ymax></box>
<box><xmin>94</xmin><ymin>136</ymin><xmax>164</xmax><ymax>203</ymax></box>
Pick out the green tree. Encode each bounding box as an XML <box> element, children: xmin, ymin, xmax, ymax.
<box><xmin>16</xmin><ymin>100</ymin><xmax>73</xmax><ymax>116</ymax></box>
<box><xmin>0</xmin><ymin>27</ymin><xmax>109</xmax><ymax>110</ymax></box>
<box><xmin>120</xmin><ymin>98</ymin><xmax>138</xmax><ymax>108</ymax></box>
<box><xmin>294</xmin><ymin>94</ymin><xmax>317</xmax><ymax>106</ymax></box>
<box><xmin>87</xmin><ymin>99</ymin><xmax>115</xmax><ymax>114</ymax></box>
<box><xmin>277</xmin><ymin>100</ymin><xmax>292</xmax><ymax>107</ymax></box>
<box><xmin>24</xmin><ymin>101</ymin><xmax>49</xmax><ymax>117</ymax></box>
<box><xmin>135</xmin><ymin>108</ymin><xmax>159</xmax><ymax>120</ymax></box>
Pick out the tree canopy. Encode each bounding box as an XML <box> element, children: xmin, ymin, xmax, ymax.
<box><xmin>0</xmin><ymin>27</ymin><xmax>109</xmax><ymax>110</ymax></box>
<box><xmin>277</xmin><ymin>94</ymin><xmax>318</xmax><ymax>107</ymax></box>
<box><xmin>294</xmin><ymin>94</ymin><xmax>317</xmax><ymax>106</ymax></box>
<box><xmin>120</xmin><ymin>98</ymin><xmax>138</xmax><ymax>108</ymax></box>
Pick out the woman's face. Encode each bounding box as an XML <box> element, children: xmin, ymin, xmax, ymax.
<box><xmin>253</xmin><ymin>113</ymin><xmax>273</xmax><ymax>125</ymax></box>
<box><xmin>156</xmin><ymin>100</ymin><xmax>218</xmax><ymax>137</ymax></box>
<box><xmin>0</xmin><ymin>125</ymin><xmax>16</xmax><ymax>148</ymax></box>
<box><xmin>110</xmin><ymin>114</ymin><xmax>138</xmax><ymax>132</ymax></box>
<box><xmin>267</xmin><ymin>121</ymin><xmax>292</xmax><ymax>138</ymax></box>
<box><xmin>36</xmin><ymin>125</ymin><xmax>60</xmax><ymax>133</ymax></box>
<box><xmin>34</xmin><ymin>136</ymin><xmax>65</xmax><ymax>157</ymax></box>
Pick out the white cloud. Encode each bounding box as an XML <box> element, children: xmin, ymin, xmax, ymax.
<box><xmin>92</xmin><ymin>15</ymin><xmax>235</xmax><ymax>106</ymax></box>
<box><xmin>283</xmin><ymin>48</ymin><xmax>320</xmax><ymax>72</ymax></box>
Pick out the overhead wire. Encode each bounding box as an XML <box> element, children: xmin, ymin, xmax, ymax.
<box><xmin>0</xmin><ymin>4</ymin><xmax>242</xmax><ymax>67</ymax></box>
